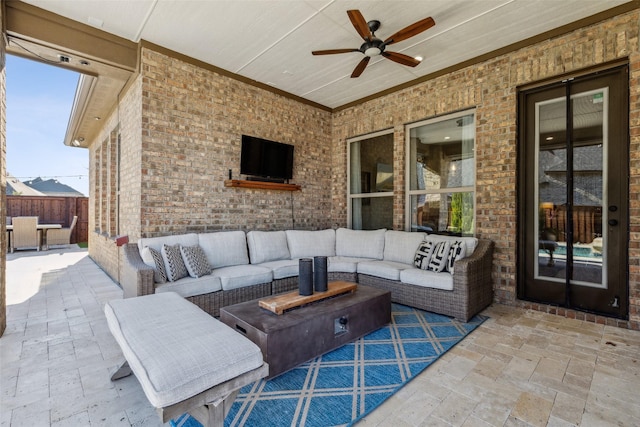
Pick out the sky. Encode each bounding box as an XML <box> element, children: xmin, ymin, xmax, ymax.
<box><xmin>6</xmin><ymin>55</ymin><xmax>89</xmax><ymax>196</ymax></box>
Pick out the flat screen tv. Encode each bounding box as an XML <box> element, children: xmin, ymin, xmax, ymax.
<box><xmin>240</xmin><ymin>135</ymin><xmax>294</xmax><ymax>181</ymax></box>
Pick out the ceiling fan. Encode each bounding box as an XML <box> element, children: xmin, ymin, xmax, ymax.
<box><xmin>312</xmin><ymin>10</ymin><xmax>435</xmax><ymax>78</ymax></box>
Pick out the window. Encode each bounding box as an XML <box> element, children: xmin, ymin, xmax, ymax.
<box><xmin>348</xmin><ymin>130</ymin><xmax>394</xmax><ymax>230</ymax></box>
<box><xmin>94</xmin><ymin>126</ymin><xmax>120</xmax><ymax>236</ymax></box>
<box><xmin>406</xmin><ymin>110</ymin><xmax>476</xmax><ymax>235</ymax></box>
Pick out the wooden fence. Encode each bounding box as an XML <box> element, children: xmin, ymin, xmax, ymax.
<box><xmin>542</xmin><ymin>205</ymin><xmax>602</xmax><ymax>244</ymax></box>
<box><xmin>6</xmin><ymin>196</ymin><xmax>89</xmax><ymax>244</ymax></box>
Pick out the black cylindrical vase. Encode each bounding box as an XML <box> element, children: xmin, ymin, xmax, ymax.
<box><xmin>314</xmin><ymin>256</ymin><xmax>328</xmax><ymax>292</ymax></box>
<box><xmin>298</xmin><ymin>258</ymin><xmax>314</xmax><ymax>296</ymax></box>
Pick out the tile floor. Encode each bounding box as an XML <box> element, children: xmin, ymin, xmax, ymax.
<box><xmin>1</xmin><ymin>249</ymin><xmax>639</xmax><ymax>426</ymax></box>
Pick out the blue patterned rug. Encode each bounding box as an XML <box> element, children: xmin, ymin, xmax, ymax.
<box><xmin>171</xmin><ymin>304</ymin><xmax>486</xmax><ymax>427</ymax></box>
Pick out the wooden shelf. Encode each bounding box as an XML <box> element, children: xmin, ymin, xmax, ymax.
<box><xmin>224</xmin><ymin>179</ymin><xmax>301</xmax><ymax>191</ymax></box>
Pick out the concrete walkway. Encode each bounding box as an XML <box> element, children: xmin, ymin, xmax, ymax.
<box><xmin>1</xmin><ymin>248</ymin><xmax>163</xmax><ymax>426</ymax></box>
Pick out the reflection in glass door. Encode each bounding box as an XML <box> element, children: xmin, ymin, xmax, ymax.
<box><xmin>535</xmin><ymin>91</ymin><xmax>605</xmax><ymax>288</ymax></box>
<box><xmin>519</xmin><ymin>66</ymin><xmax>628</xmax><ymax>318</ymax></box>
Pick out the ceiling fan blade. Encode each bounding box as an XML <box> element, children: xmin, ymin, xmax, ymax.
<box><xmin>312</xmin><ymin>49</ymin><xmax>360</xmax><ymax>55</ymax></box>
<box><xmin>382</xmin><ymin>51</ymin><xmax>421</xmax><ymax>67</ymax></box>
<box><xmin>351</xmin><ymin>57</ymin><xmax>370</xmax><ymax>78</ymax></box>
<box><xmin>384</xmin><ymin>17</ymin><xmax>435</xmax><ymax>45</ymax></box>
<box><xmin>347</xmin><ymin>9</ymin><xmax>372</xmax><ymax>41</ymax></box>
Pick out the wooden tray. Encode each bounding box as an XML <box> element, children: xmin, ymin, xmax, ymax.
<box><xmin>259</xmin><ymin>281</ymin><xmax>357</xmax><ymax>315</ymax></box>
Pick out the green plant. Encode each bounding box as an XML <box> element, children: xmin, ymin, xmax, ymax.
<box><xmin>451</xmin><ymin>193</ymin><xmax>474</xmax><ymax>234</ymax></box>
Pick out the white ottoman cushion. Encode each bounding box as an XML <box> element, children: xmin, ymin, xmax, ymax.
<box><xmin>105</xmin><ymin>292</ymin><xmax>264</xmax><ymax>408</ymax></box>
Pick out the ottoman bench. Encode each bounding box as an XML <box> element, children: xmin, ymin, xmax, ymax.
<box><xmin>105</xmin><ymin>292</ymin><xmax>268</xmax><ymax>427</ymax></box>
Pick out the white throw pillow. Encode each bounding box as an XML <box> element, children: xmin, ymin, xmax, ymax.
<box><xmin>427</xmin><ymin>240</ymin><xmax>451</xmax><ymax>272</ymax></box>
<box><xmin>446</xmin><ymin>240</ymin><xmax>466</xmax><ymax>274</ymax></box>
<box><xmin>414</xmin><ymin>240</ymin><xmax>435</xmax><ymax>270</ymax></box>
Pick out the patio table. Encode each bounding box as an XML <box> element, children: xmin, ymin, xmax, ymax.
<box><xmin>6</xmin><ymin>223</ymin><xmax>62</xmax><ymax>251</ymax></box>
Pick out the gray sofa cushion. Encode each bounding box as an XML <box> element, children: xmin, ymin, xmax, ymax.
<box><xmin>400</xmin><ymin>268</ymin><xmax>454</xmax><ymax>291</ymax></box>
<box><xmin>285</xmin><ymin>229</ymin><xmax>336</xmax><ymax>259</ymax></box>
<box><xmin>328</xmin><ymin>256</ymin><xmax>371</xmax><ymax>274</ymax></box>
<box><xmin>357</xmin><ymin>260</ymin><xmax>414</xmax><ymax>281</ymax></box>
<box><xmin>198</xmin><ymin>231</ymin><xmax>249</xmax><ymax>268</ymax></box>
<box><xmin>335</xmin><ymin>228</ymin><xmax>386</xmax><ymax>260</ymax></box>
<box><xmin>104</xmin><ymin>292</ymin><xmax>263</xmax><ymax>408</ymax></box>
<box><xmin>384</xmin><ymin>231</ymin><xmax>427</xmax><ymax>264</ymax></box>
<box><xmin>246</xmin><ymin>231</ymin><xmax>290</xmax><ymax>264</ymax></box>
<box><xmin>257</xmin><ymin>259</ymin><xmax>298</xmax><ymax>279</ymax></box>
<box><xmin>211</xmin><ymin>265</ymin><xmax>273</xmax><ymax>291</ymax></box>
<box><xmin>155</xmin><ymin>275</ymin><xmax>222</xmax><ymax>298</ymax></box>
<box><xmin>138</xmin><ymin>233</ymin><xmax>199</xmax><ymax>252</ymax></box>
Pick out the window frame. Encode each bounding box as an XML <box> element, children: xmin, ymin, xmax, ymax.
<box><xmin>347</xmin><ymin>128</ymin><xmax>394</xmax><ymax>229</ymax></box>
<box><xmin>404</xmin><ymin>109</ymin><xmax>477</xmax><ymax>234</ymax></box>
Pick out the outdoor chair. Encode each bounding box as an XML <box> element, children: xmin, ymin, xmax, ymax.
<box><xmin>11</xmin><ymin>216</ymin><xmax>40</xmax><ymax>253</ymax></box>
<box><xmin>46</xmin><ymin>215</ymin><xmax>78</xmax><ymax>248</ymax></box>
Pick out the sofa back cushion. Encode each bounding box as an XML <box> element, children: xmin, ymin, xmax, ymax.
<box><xmin>285</xmin><ymin>229</ymin><xmax>336</xmax><ymax>259</ymax></box>
<box><xmin>246</xmin><ymin>230</ymin><xmax>290</xmax><ymax>264</ymax></box>
<box><xmin>138</xmin><ymin>233</ymin><xmax>199</xmax><ymax>253</ymax></box>
<box><xmin>198</xmin><ymin>231</ymin><xmax>249</xmax><ymax>269</ymax></box>
<box><xmin>383</xmin><ymin>231</ymin><xmax>427</xmax><ymax>264</ymax></box>
<box><xmin>335</xmin><ymin>228</ymin><xmax>386</xmax><ymax>260</ymax></box>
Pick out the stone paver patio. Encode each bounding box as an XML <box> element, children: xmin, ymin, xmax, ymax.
<box><xmin>1</xmin><ymin>248</ymin><xmax>639</xmax><ymax>426</ymax></box>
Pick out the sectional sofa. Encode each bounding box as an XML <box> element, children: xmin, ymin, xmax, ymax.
<box><xmin>121</xmin><ymin>228</ymin><xmax>494</xmax><ymax>322</ymax></box>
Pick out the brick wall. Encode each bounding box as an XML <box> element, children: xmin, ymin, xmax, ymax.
<box><xmin>137</xmin><ymin>48</ymin><xmax>333</xmax><ymax>236</ymax></box>
<box><xmin>88</xmin><ymin>48</ymin><xmax>334</xmax><ymax>280</ymax></box>
<box><xmin>332</xmin><ymin>10</ymin><xmax>640</xmax><ymax>328</ymax></box>
<box><xmin>88</xmin><ymin>76</ymin><xmax>143</xmax><ymax>282</ymax></box>
<box><xmin>84</xmin><ymin>10</ymin><xmax>639</xmax><ymax>328</ymax></box>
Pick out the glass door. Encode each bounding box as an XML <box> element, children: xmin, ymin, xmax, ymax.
<box><xmin>518</xmin><ymin>66</ymin><xmax>628</xmax><ymax>318</ymax></box>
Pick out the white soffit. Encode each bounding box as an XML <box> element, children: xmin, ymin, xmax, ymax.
<box><xmin>23</xmin><ymin>0</ymin><xmax>632</xmax><ymax>109</ymax></box>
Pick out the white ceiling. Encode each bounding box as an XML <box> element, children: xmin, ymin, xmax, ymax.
<box><xmin>22</xmin><ymin>0</ymin><xmax>631</xmax><ymax>109</ymax></box>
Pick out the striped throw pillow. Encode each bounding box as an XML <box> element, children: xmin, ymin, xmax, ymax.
<box><xmin>414</xmin><ymin>240</ymin><xmax>435</xmax><ymax>270</ymax></box>
<box><xmin>162</xmin><ymin>244</ymin><xmax>189</xmax><ymax>282</ymax></box>
<box><xmin>180</xmin><ymin>245</ymin><xmax>212</xmax><ymax>278</ymax></box>
<box><xmin>446</xmin><ymin>240</ymin><xmax>466</xmax><ymax>274</ymax></box>
<box><xmin>147</xmin><ymin>246</ymin><xmax>168</xmax><ymax>284</ymax></box>
<box><xmin>427</xmin><ymin>241</ymin><xmax>451</xmax><ymax>272</ymax></box>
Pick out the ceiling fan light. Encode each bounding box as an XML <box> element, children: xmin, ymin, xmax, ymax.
<box><xmin>365</xmin><ymin>47</ymin><xmax>381</xmax><ymax>57</ymax></box>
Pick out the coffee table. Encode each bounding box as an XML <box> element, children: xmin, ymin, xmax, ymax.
<box><xmin>220</xmin><ymin>281</ymin><xmax>391</xmax><ymax>379</ymax></box>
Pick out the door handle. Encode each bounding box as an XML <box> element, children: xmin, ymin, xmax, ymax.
<box><xmin>608</xmin><ymin>219</ymin><xmax>618</xmax><ymax>226</ymax></box>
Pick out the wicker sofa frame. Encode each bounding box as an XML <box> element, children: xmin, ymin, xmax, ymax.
<box><xmin>122</xmin><ymin>238</ymin><xmax>493</xmax><ymax>321</ymax></box>
<box><xmin>358</xmin><ymin>239</ymin><xmax>494</xmax><ymax>321</ymax></box>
